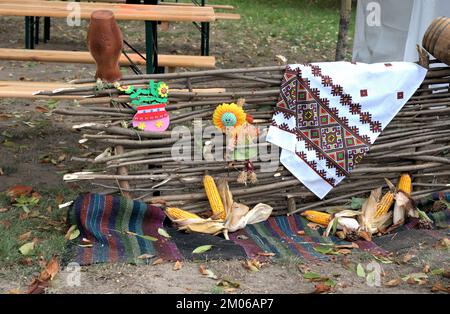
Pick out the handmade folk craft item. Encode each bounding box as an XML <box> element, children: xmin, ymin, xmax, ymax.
<box><xmin>115</xmin><ymin>81</ymin><xmax>170</xmax><ymax>132</ymax></box>
<box><xmin>87</xmin><ymin>10</ymin><xmax>123</xmax><ymax>82</ymax></box>
<box><xmin>267</xmin><ymin>62</ymin><xmax>427</xmax><ymax>199</ymax></box>
<box><xmin>212</xmin><ymin>102</ymin><xmax>247</xmax><ymax>131</ymax></box>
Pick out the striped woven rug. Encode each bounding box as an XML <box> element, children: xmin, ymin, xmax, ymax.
<box><xmin>64</xmin><ymin>193</ymin><xmax>449</xmax><ymax>265</ymax></box>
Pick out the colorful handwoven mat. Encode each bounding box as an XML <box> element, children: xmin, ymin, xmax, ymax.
<box><xmin>64</xmin><ymin>193</ymin><xmax>449</xmax><ymax>266</ymax></box>
<box><xmin>267</xmin><ymin>62</ymin><xmax>427</xmax><ymax>199</ymax></box>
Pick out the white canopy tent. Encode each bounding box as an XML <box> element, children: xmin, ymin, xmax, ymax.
<box><xmin>353</xmin><ymin>0</ymin><xmax>450</xmax><ymax>63</ymax></box>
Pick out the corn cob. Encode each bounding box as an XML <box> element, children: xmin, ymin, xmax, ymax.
<box><xmin>166</xmin><ymin>207</ymin><xmax>201</xmax><ymax>221</ymax></box>
<box><xmin>301</xmin><ymin>210</ymin><xmax>331</xmax><ymax>226</ymax></box>
<box><xmin>203</xmin><ymin>175</ymin><xmax>226</xmax><ymax>220</ymax></box>
<box><xmin>375</xmin><ymin>191</ymin><xmax>395</xmax><ymax>217</ymax></box>
<box><xmin>397</xmin><ymin>173</ymin><xmax>412</xmax><ymax>195</ymax></box>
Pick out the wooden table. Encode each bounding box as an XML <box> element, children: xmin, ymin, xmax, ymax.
<box><xmin>0</xmin><ymin>0</ymin><xmax>216</xmax><ymax>73</ymax></box>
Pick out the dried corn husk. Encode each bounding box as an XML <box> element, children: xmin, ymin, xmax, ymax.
<box><xmin>225</xmin><ymin>202</ymin><xmax>250</xmax><ymax>232</ymax></box>
<box><xmin>217</xmin><ymin>178</ymin><xmax>234</xmax><ymax>219</ymax></box>
<box><xmin>225</xmin><ymin>203</ymin><xmax>272</xmax><ymax>232</ymax></box>
<box><xmin>324</xmin><ymin>210</ymin><xmax>361</xmax><ymax>237</ymax></box>
<box><xmin>358</xmin><ymin>187</ymin><xmax>382</xmax><ymax>234</ymax></box>
<box><xmin>393</xmin><ymin>190</ymin><xmax>419</xmax><ymax>225</ymax></box>
<box><xmin>337</xmin><ymin>217</ymin><xmax>360</xmax><ymax>231</ymax></box>
<box><xmin>246</xmin><ymin>203</ymin><xmax>273</xmax><ymax>224</ymax></box>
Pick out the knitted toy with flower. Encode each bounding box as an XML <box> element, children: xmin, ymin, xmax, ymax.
<box><xmin>212</xmin><ymin>99</ymin><xmax>260</xmax><ymax>184</ymax></box>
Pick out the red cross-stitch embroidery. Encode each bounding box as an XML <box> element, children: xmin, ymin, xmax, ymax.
<box><xmin>273</xmin><ymin>65</ymin><xmax>384</xmax><ymax>184</ymax></box>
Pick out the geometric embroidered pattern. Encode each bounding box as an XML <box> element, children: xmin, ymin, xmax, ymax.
<box><xmin>268</xmin><ymin>61</ymin><xmax>427</xmax><ymax>199</ymax></box>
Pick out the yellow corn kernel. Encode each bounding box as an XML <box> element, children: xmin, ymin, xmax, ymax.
<box><xmin>203</xmin><ymin>175</ymin><xmax>226</xmax><ymax>220</ymax></box>
<box><xmin>301</xmin><ymin>210</ymin><xmax>331</xmax><ymax>226</ymax></box>
<box><xmin>397</xmin><ymin>173</ymin><xmax>412</xmax><ymax>195</ymax></box>
<box><xmin>165</xmin><ymin>207</ymin><xmax>201</xmax><ymax>221</ymax></box>
<box><xmin>375</xmin><ymin>191</ymin><xmax>395</xmax><ymax>217</ymax></box>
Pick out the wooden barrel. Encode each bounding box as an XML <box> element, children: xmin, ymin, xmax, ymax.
<box><xmin>423</xmin><ymin>16</ymin><xmax>450</xmax><ymax>65</ymax></box>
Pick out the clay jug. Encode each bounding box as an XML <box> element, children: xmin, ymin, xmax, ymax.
<box><xmin>423</xmin><ymin>16</ymin><xmax>450</xmax><ymax>65</ymax></box>
<box><xmin>87</xmin><ymin>10</ymin><xmax>123</xmax><ymax>82</ymax></box>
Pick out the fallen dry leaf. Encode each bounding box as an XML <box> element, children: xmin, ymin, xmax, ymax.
<box><xmin>384</xmin><ymin>278</ymin><xmax>401</xmax><ymax>287</ymax></box>
<box><xmin>341</xmin><ymin>255</ymin><xmax>351</xmax><ymax>270</ymax></box>
<box><xmin>224</xmin><ymin>288</ymin><xmax>237</xmax><ymax>293</ymax></box>
<box><xmin>402</xmin><ymin>254</ymin><xmax>414</xmax><ymax>263</ymax></box>
<box><xmin>31</xmin><ymin>192</ymin><xmax>42</xmax><ymax>201</ymax></box>
<box><xmin>19</xmin><ymin>212</ymin><xmax>28</xmax><ymax>220</ymax></box>
<box><xmin>0</xmin><ymin>207</ymin><xmax>9</xmax><ymax>213</ymax></box>
<box><xmin>173</xmin><ymin>261</ymin><xmax>182</xmax><ymax>271</ymax></box>
<box><xmin>335</xmin><ymin>242</ymin><xmax>359</xmax><ymax>250</ymax></box>
<box><xmin>336</xmin><ymin>249</ymin><xmax>352</xmax><ymax>255</ymax></box>
<box><xmin>335</xmin><ymin>231</ymin><xmax>346</xmax><ymax>240</ymax></box>
<box><xmin>358</xmin><ymin>230</ymin><xmax>372</xmax><ymax>242</ymax></box>
<box><xmin>19</xmin><ymin>231</ymin><xmax>32</xmax><ymax>242</ymax></box>
<box><xmin>8</xmin><ymin>288</ymin><xmax>22</xmax><ymax>294</ymax></box>
<box><xmin>0</xmin><ymin>113</ymin><xmax>12</xmax><ymax>121</ymax></box>
<box><xmin>40</xmin><ymin>256</ymin><xmax>59</xmax><ymax>281</ymax></box>
<box><xmin>423</xmin><ymin>264</ymin><xmax>430</xmax><ymax>273</ymax></box>
<box><xmin>152</xmin><ymin>258</ymin><xmax>164</xmax><ymax>265</ymax></box>
<box><xmin>243</xmin><ymin>259</ymin><xmax>261</xmax><ymax>272</ymax></box>
<box><xmin>436</xmin><ymin>237</ymin><xmax>450</xmax><ymax>249</ymax></box>
<box><xmin>443</xmin><ymin>270</ymin><xmax>450</xmax><ymax>279</ymax></box>
<box><xmin>37</xmin><ymin>256</ymin><xmax>46</xmax><ymax>268</ymax></box>
<box><xmin>149</xmin><ymin>197</ymin><xmax>167</xmax><ymax>206</ymax></box>
<box><xmin>55</xmin><ymin>194</ymin><xmax>64</xmax><ymax>205</ymax></box>
<box><xmin>297</xmin><ymin>264</ymin><xmax>310</xmax><ymax>274</ymax></box>
<box><xmin>0</xmin><ymin>219</ymin><xmax>12</xmax><ymax>229</ymax></box>
<box><xmin>199</xmin><ymin>264</ymin><xmax>208</xmax><ymax>276</ymax></box>
<box><xmin>35</xmin><ymin>106</ymin><xmax>49</xmax><ymax>113</ymax></box>
<box><xmin>64</xmin><ymin>225</ymin><xmax>80</xmax><ymax>240</ymax></box>
<box><xmin>217</xmin><ymin>277</ymin><xmax>240</xmax><ymax>289</ymax></box>
<box><xmin>312</xmin><ymin>283</ymin><xmax>331</xmax><ymax>294</ymax></box>
<box><xmin>256</xmin><ymin>252</ymin><xmax>276</xmax><ymax>257</ymax></box>
<box><xmin>137</xmin><ymin>254</ymin><xmax>154</xmax><ymax>260</ymax></box>
<box><xmin>199</xmin><ymin>265</ymin><xmax>218</xmax><ymax>279</ymax></box>
<box><xmin>306</xmin><ymin>222</ymin><xmax>321</xmax><ymax>230</ymax></box>
<box><xmin>27</xmin><ymin>256</ymin><xmax>59</xmax><ymax>294</ymax></box>
<box><xmin>19</xmin><ymin>257</ymin><xmax>33</xmax><ymax>266</ymax></box>
<box><xmin>275</xmin><ymin>54</ymin><xmax>288</xmax><ymax>64</ymax></box>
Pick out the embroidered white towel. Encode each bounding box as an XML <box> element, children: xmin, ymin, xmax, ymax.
<box><xmin>267</xmin><ymin>62</ymin><xmax>427</xmax><ymax>199</ymax></box>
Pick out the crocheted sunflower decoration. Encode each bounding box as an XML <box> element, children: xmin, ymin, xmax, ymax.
<box><xmin>212</xmin><ymin>103</ymin><xmax>246</xmax><ymax>131</ymax></box>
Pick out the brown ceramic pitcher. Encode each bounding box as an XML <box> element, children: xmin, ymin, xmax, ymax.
<box><xmin>87</xmin><ymin>10</ymin><xmax>123</xmax><ymax>82</ymax></box>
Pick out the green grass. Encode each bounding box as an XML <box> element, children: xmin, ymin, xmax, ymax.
<box><xmin>158</xmin><ymin>0</ymin><xmax>356</xmax><ymax>63</ymax></box>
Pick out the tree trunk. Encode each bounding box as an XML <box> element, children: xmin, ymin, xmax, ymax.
<box><xmin>335</xmin><ymin>0</ymin><xmax>353</xmax><ymax>61</ymax></box>
<box><xmin>87</xmin><ymin>10</ymin><xmax>123</xmax><ymax>82</ymax></box>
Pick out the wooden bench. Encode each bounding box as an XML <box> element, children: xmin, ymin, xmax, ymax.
<box><xmin>0</xmin><ymin>80</ymin><xmax>225</xmax><ymax>99</ymax></box>
<box><xmin>0</xmin><ymin>0</ymin><xmax>216</xmax><ymax>21</ymax></box>
<box><xmin>90</xmin><ymin>0</ymin><xmax>235</xmax><ymax>10</ymax></box>
<box><xmin>0</xmin><ymin>48</ymin><xmax>216</xmax><ymax>71</ymax></box>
